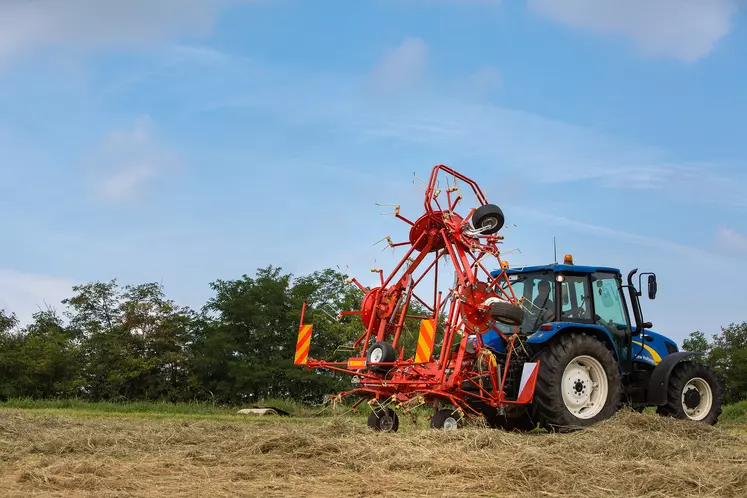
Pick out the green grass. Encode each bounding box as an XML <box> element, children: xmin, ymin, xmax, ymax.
<box><xmin>720</xmin><ymin>399</ymin><xmax>747</xmax><ymax>421</ymax></box>
<box><xmin>0</xmin><ymin>397</ymin><xmax>340</xmax><ymax>422</ymax></box>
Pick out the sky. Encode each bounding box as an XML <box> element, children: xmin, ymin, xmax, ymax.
<box><xmin>1</xmin><ymin>0</ymin><xmax>746</xmax><ymax>347</ymax></box>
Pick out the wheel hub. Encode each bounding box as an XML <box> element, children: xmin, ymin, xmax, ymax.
<box><xmin>443</xmin><ymin>417</ymin><xmax>459</xmax><ymax>430</ymax></box>
<box><xmin>561</xmin><ymin>355</ymin><xmax>609</xmax><ymax>420</ymax></box>
<box><xmin>380</xmin><ymin>414</ymin><xmax>394</xmax><ymax>431</ymax></box>
<box><xmin>370</xmin><ymin>348</ymin><xmax>383</xmax><ymax>363</ymax></box>
<box><xmin>683</xmin><ymin>388</ymin><xmax>701</xmax><ymax>409</ymax></box>
<box><xmin>681</xmin><ymin>377</ymin><xmax>713</xmax><ymax>421</ymax></box>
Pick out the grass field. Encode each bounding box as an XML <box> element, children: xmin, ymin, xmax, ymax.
<box><xmin>1</xmin><ymin>399</ymin><xmax>746</xmax><ymax>497</ymax></box>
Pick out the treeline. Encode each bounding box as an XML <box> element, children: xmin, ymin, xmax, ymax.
<box><xmin>0</xmin><ymin>267</ymin><xmax>375</xmax><ymax>405</ymax></box>
<box><xmin>1</xmin><ymin>265</ymin><xmax>745</xmax><ymax>405</ymax></box>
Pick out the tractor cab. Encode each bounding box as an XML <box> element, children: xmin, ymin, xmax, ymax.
<box><xmin>481</xmin><ymin>254</ymin><xmax>674</xmax><ymax>372</ymax></box>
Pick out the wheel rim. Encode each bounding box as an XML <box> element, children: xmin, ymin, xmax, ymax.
<box><xmin>370</xmin><ymin>347</ymin><xmax>383</xmax><ymax>363</ymax></box>
<box><xmin>561</xmin><ymin>355</ymin><xmax>609</xmax><ymax>420</ymax></box>
<box><xmin>379</xmin><ymin>414</ymin><xmax>394</xmax><ymax>431</ymax></box>
<box><xmin>443</xmin><ymin>417</ymin><xmax>459</xmax><ymax>430</ymax></box>
<box><xmin>681</xmin><ymin>377</ymin><xmax>713</xmax><ymax>421</ymax></box>
<box><xmin>480</xmin><ymin>216</ymin><xmax>499</xmax><ymax>231</ymax></box>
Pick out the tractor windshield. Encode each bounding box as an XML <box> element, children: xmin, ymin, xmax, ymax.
<box><xmin>496</xmin><ymin>271</ymin><xmax>557</xmax><ymax>335</ymax></box>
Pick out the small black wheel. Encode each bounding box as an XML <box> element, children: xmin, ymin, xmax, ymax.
<box><xmin>367</xmin><ymin>407</ymin><xmax>399</xmax><ymax>432</ymax></box>
<box><xmin>366</xmin><ymin>341</ymin><xmax>396</xmax><ymax>374</ymax></box>
<box><xmin>656</xmin><ymin>361</ymin><xmax>724</xmax><ymax>425</ymax></box>
<box><xmin>472</xmin><ymin>204</ymin><xmax>505</xmax><ymax>235</ymax></box>
<box><xmin>490</xmin><ymin>301</ymin><xmax>525</xmax><ymax>326</ymax></box>
<box><xmin>430</xmin><ymin>409</ymin><xmax>462</xmax><ymax>430</ymax></box>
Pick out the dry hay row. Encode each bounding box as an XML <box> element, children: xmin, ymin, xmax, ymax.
<box><xmin>0</xmin><ymin>409</ymin><xmax>746</xmax><ymax>497</ymax></box>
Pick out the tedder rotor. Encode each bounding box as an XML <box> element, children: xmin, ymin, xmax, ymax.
<box><xmin>293</xmin><ymin>164</ymin><xmax>539</xmax><ymax>431</ymax></box>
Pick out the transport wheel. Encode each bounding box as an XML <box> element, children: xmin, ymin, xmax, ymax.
<box><xmin>656</xmin><ymin>361</ymin><xmax>723</xmax><ymax>425</ymax></box>
<box><xmin>490</xmin><ymin>300</ymin><xmax>525</xmax><ymax>327</ymax></box>
<box><xmin>367</xmin><ymin>407</ymin><xmax>399</xmax><ymax>432</ymax></box>
<box><xmin>471</xmin><ymin>204</ymin><xmax>505</xmax><ymax>235</ymax></box>
<box><xmin>430</xmin><ymin>409</ymin><xmax>462</xmax><ymax>430</ymax></box>
<box><xmin>532</xmin><ymin>332</ymin><xmax>622</xmax><ymax>431</ymax></box>
<box><xmin>366</xmin><ymin>341</ymin><xmax>396</xmax><ymax>374</ymax></box>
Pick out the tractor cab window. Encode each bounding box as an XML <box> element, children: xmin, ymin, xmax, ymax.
<box><xmin>559</xmin><ymin>275</ymin><xmax>592</xmax><ymax>322</ymax></box>
<box><xmin>496</xmin><ymin>271</ymin><xmax>555</xmax><ymax>335</ymax></box>
<box><xmin>591</xmin><ymin>272</ymin><xmax>630</xmax><ymax>334</ymax></box>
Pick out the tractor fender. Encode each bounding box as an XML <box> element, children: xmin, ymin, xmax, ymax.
<box><xmin>526</xmin><ymin>323</ymin><xmax>619</xmax><ymax>361</ymax></box>
<box><xmin>646</xmin><ymin>351</ymin><xmax>703</xmax><ymax>405</ymax></box>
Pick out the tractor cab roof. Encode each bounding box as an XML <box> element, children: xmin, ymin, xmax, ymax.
<box><xmin>489</xmin><ymin>254</ymin><xmax>622</xmax><ymax>278</ymax></box>
<box><xmin>502</xmin><ymin>264</ymin><xmax>621</xmax><ymax>276</ymax></box>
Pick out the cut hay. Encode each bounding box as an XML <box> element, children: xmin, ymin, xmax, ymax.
<box><xmin>0</xmin><ymin>409</ymin><xmax>745</xmax><ymax>497</ymax></box>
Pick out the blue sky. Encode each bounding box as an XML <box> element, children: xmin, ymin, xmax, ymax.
<box><xmin>1</xmin><ymin>0</ymin><xmax>746</xmax><ymax>346</ymax></box>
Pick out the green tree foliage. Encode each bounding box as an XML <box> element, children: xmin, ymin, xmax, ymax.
<box><xmin>682</xmin><ymin>331</ymin><xmax>709</xmax><ymax>354</ymax></box>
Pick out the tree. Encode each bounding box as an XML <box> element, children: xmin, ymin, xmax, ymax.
<box><xmin>708</xmin><ymin>322</ymin><xmax>747</xmax><ymax>403</ymax></box>
<box><xmin>682</xmin><ymin>331</ymin><xmax>709</xmax><ymax>354</ymax></box>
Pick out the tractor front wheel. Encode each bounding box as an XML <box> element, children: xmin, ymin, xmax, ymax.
<box><xmin>532</xmin><ymin>332</ymin><xmax>622</xmax><ymax>431</ymax></box>
<box><xmin>656</xmin><ymin>361</ymin><xmax>723</xmax><ymax>425</ymax></box>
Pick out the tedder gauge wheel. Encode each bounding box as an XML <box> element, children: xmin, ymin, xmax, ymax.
<box><xmin>367</xmin><ymin>407</ymin><xmax>399</xmax><ymax>432</ymax></box>
<box><xmin>366</xmin><ymin>341</ymin><xmax>396</xmax><ymax>374</ymax></box>
<box><xmin>490</xmin><ymin>301</ymin><xmax>525</xmax><ymax>327</ymax></box>
<box><xmin>430</xmin><ymin>409</ymin><xmax>463</xmax><ymax>430</ymax></box>
<box><xmin>471</xmin><ymin>203</ymin><xmax>505</xmax><ymax>235</ymax></box>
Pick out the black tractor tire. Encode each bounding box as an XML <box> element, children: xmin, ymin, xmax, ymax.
<box><xmin>483</xmin><ymin>405</ymin><xmax>538</xmax><ymax>432</ymax></box>
<box><xmin>531</xmin><ymin>332</ymin><xmax>622</xmax><ymax>431</ymax></box>
<box><xmin>472</xmin><ymin>204</ymin><xmax>505</xmax><ymax>235</ymax></box>
<box><xmin>430</xmin><ymin>409</ymin><xmax>462</xmax><ymax>430</ymax></box>
<box><xmin>367</xmin><ymin>407</ymin><xmax>399</xmax><ymax>432</ymax></box>
<box><xmin>655</xmin><ymin>361</ymin><xmax>724</xmax><ymax>425</ymax></box>
<box><xmin>366</xmin><ymin>341</ymin><xmax>396</xmax><ymax>374</ymax></box>
<box><xmin>490</xmin><ymin>301</ymin><xmax>525</xmax><ymax>327</ymax></box>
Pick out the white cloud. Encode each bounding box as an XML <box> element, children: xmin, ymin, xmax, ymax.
<box><xmin>370</xmin><ymin>37</ymin><xmax>428</xmax><ymax>94</ymax></box>
<box><xmin>0</xmin><ymin>0</ymin><xmax>242</xmax><ymax>65</ymax></box>
<box><xmin>463</xmin><ymin>65</ymin><xmax>501</xmax><ymax>98</ymax></box>
<box><xmin>526</xmin><ymin>0</ymin><xmax>739</xmax><ymax>62</ymax></box>
<box><xmin>717</xmin><ymin>226</ymin><xmax>747</xmax><ymax>254</ymax></box>
<box><xmin>0</xmin><ymin>269</ymin><xmax>76</xmax><ymax>327</ymax></box>
<box><xmin>518</xmin><ymin>208</ymin><xmax>723</xmax><ymax>263</ymax></box>
<box><xmin>91</xmin><ymin>115</ymin><xmax>181</xmax><ymax>203</ymax></box>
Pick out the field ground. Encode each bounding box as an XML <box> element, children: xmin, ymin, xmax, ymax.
<box><xmin>1</xmin><ymin>400</ymin><xmax>746</xmax><ymax>497</ymax></box>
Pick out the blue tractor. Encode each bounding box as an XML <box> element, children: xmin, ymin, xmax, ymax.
<box><xmin>469</xmin><ymin>254</ymin><xmax>724</xmax><ymax>431</ymax></box>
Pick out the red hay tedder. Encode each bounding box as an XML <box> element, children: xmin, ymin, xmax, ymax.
<box><xmin>293</xmin><ymin>164</ymin><xmax>537</xmax><ymax>431</ymax></box>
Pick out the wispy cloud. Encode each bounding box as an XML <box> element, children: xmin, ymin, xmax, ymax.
<box><xmin>0</xmin><ymin>0</ymin><xmax>243</xmax><ymax>67</ymax></box>
<box><xmin>526</xmin><ymin>0</ymin><xmax>739</xmax><ymax>62</ymax></box>
<box><xmin>370</xmin><ymin>37</ymin><xmax>429</xmax><ymax>95</ymax></box>
<box><xmin>0</xmin><ymin>269</ymin><xmax>76</xmax><ymax>327</ymax></box>
<box><xmin>517</xmin><ymin>208</ymin><xmax>726</xmax><ymax>265</ymax></box>
<box><xmin>716</xmin><ymin>225</ymin><xmax>747</xmax><ymax>254</ymax></box>
<box><xmin>90</xmin><ymin>115</ymin><xmax>181</xmax><ymax>203</ymax></box>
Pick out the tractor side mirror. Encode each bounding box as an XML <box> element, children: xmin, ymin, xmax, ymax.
<box><xmin>647</xmin><ymin>274</ymin><xmax>657</xmax><ymax>300</ymax></box>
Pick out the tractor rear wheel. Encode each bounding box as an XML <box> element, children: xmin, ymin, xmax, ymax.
<box><xmin>656</xmin><ymin>361</ymin><xmax>723</xmax><ymax>425</ymax></box>
<box><xmin>532</xmin><ymin>332</ymin><xmax>622</xmax><ymax>431</ymax></box>
<box><xmin>483</xmin><ymin>405</ymin><xmax>537</xmax><ymax>432</ymax></box>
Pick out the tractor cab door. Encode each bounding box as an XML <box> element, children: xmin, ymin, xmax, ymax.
<box><xmin>590</xmin><ymin>271</ymin><xmax>633</xmax><ymax>373</ymax></box>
